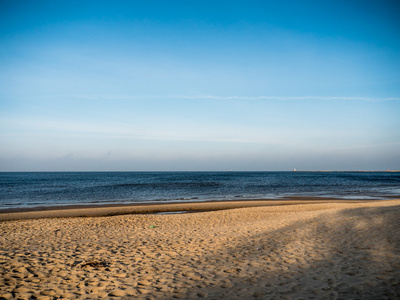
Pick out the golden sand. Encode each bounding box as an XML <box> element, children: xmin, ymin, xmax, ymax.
<box><xmin>1</xmin><ymin>200</ymin><xmax>400</xmax><ymax>299</ymax></box>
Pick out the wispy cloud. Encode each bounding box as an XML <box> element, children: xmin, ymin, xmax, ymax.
<box><xmin>178</xmin><ymin>96</ymin><xmax>400</xmax><ymax>102</ymax></box>
<box><xmin>0</xmin><ymin>117</ymin><xmax>280</xmax><ymax>144</ymax></box>
<box><xmin>339</xmin><ymin>141</ymin><xmax>400</xmax><ymax>149</ymax></box>
<box><xmin>65</xmin><ymin>94</ymin><xmax>400</xmax><ymax>102</ymax></box>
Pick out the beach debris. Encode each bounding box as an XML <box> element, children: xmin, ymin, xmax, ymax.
<box><xmin>149</xmin><ymin>225</ymin><xmax>156</xmax><ymax>228</ymax></box>
<box><xmin>81</xmin><ymin>260</ymin><xmax>110</xmax><ymax>268</ymax></box>
<box><xmin>224</xmin><ymin>267</ymin><xmax>242</xmax><ymax>274</ymax></box>
<box><xmin>70</xmin><ymin>259</ymin><xmax>110</xmax><ymax>268</ymax></box>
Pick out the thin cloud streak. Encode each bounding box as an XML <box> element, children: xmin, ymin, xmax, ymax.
<box><xmin>0</xmin><ymin>117</ymin><xmax>282</xmax><ymax>144</ymax></box>
<box><xmin>339</xmin><ymin>141</ymin><xmax>400</xmax><ymax>149</ymax></box>
<box><xmin>180</xmin><ymin>96</ymin><xmax>400</xmax><ymax>102</ymax></box>
<box><xmin>64</xmin><ymin>94</ymin><xmax>400</xmax><ymax>102</ymax></box>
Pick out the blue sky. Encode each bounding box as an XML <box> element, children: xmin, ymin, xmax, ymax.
<box><xmin>1</xmin><ymin>0</ymin><xmax>399</xmax><ymax>171</ymax></box>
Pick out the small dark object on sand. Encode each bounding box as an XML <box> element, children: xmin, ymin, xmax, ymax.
<box><xmin>79</xmin><ymin>260</ymin><xmax>110</xmax><ymax>268</ymax></box>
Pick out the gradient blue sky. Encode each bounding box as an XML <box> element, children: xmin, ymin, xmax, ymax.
<box><xmin>1</xmin><ymin>0</ymin><xmax>399</xmax><ymax>171</ymax></box>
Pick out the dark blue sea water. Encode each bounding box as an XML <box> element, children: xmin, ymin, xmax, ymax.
<box><xmin>1</xmin><ymin>172</ymin><xmax>400</xmax><ymax>209</ymax></box>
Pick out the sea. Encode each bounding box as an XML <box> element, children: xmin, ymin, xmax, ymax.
<box><xmin>1</xmin><ymin>171</ymin><xmax>400</xmax><ymax>210</ymax></box>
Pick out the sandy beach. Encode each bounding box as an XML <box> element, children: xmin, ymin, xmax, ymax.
<box><xmin>1</xmin><ymin>199</ymin><xmax>400</xmax><ymax>299</ymax></box>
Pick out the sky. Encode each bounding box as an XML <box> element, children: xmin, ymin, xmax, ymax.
<box><xmin>0</xmin><ymin>0</ymin><xmax>399</xmax><ymax>171</ymax></box>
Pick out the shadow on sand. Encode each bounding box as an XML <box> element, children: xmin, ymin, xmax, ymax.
<box><xmin>170</xmin><ymin>205</ymin><xmax>400</xmax><ymax>299</ymax></box>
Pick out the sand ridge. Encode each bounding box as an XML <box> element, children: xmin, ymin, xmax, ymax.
<box><xmin>1</xmin><ymin>200</ymin><xmax>400</xmax><ymax>299</ymax></box>
<box><xmin>0</xmin><ymin>199</ymin><xmax>373</xmax><ymax>221</ymax></box>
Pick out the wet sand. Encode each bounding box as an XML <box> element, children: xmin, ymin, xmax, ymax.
<box><xmin>1</xmin><ymin>199</ymin><xmax>400</xmax><ymax>299</ymax></box>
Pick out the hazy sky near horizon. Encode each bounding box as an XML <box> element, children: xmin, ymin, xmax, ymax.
<box><xmin>1</xmin><ymin>0</ymin><xmax>400</xmax><ymax>171</ymax></box>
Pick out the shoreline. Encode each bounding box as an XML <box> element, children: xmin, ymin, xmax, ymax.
<box><xmin>0</xmin><ymin>197</ymin><xmax>387</xmax><ymax>221</ymax></box>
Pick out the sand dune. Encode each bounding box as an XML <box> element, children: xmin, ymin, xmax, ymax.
<box><xmin>1</xmin><ymin>200</ymin><xmax>399</xmax><ymax>299</ymax></box>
